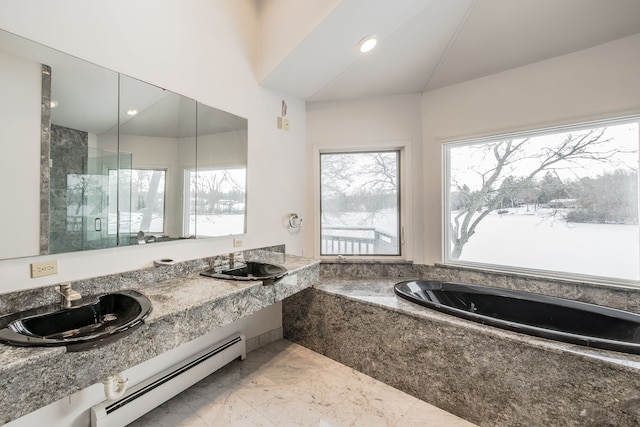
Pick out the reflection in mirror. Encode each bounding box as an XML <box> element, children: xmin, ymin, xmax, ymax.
<box><xmin>47</xmin><ymin>61</ymin><xmax>119</xmax><ymax>254</ymax></box>
<box><xmin>0</xmin><ymin>32</ymin><xmax>43</xmax><ymax>259</ymax></box>
<box><xmin>0</xmin><ymin>29</ymin><xmax>120</xmax><ymax>257</ymax></box>
<box><xmin>117</xmin><ymin>74</ymin><xmax>198</xmax><ymax>244</ymax></box>
<box><xmin>127</xmin><ymin>169</ymin><xmax>167</xmax><ymax>234</ymax></box>
<box><xmin>0</xmin><ymin>28</ymin><xmax>248</xmax><ymax>260</ymax></box>
<box><xmin>192</xmin><ymin>103</ymin><xmax>248</xmax><ymax>237</ymax></box>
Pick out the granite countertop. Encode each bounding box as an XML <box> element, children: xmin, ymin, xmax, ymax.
<box><xmin>315</xmin><ymin>277</ymin><xmax>640</xmax><ymax>370</ymax></box>
<box><xmin>143</xmin><ymin>254</ymin><xmax>318</xmax><ymax>324</ymax></box>
<box><xmin>0</xmin><ymin>253</ymin><xmax>319</xmax><ymax>424</ymax></box>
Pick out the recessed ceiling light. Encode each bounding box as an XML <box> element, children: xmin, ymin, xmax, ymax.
<box><xmin>356</xmin><ymin>35</ymin><xmax>378</xmax><ymax>54</ymax></box>
<box><xmin>126</xmin><ymin>109</ymin><xmax>138</xmax><ymax>116</ymax></box>
<box><xmin>50</xmin><ymin>100</ymin><xmax>58</xmax><ymax>108</ymax></box>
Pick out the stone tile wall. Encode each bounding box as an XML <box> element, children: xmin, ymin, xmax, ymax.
<box><xmin>283</xmin><ymin>261</ymin><xmax>640</xmax><ymax>426</ymax></box>
<box><xmin>283</xmin><ymin>283</ymin><xmax>640</xmax><ymax>427</ymax></box>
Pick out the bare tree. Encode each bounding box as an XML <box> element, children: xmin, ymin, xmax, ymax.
<box><xmin>196</xmin><ymin>169</ymin><xmax>245</xmax><ymax>214</ymax></box>
<box><xmin>358</xmin><ymin>152</ymin><xmax>397</xmax><ymax>192</ymax></box>
<box><xmin>139</xmin><ymin>170</ymin><xmax>163</xmax><ymax>231</ymax></box>
<box><xmin>320</xmin><ymin>154</ymin><xmax>356</xmax><ymax>200</ymax></box>
<box><xmin>449</xmin><ymin>128</ymin><xmax>628</xmax><ymax>259</ymax></box>
<box><xmin>321</xmin><ymin>152</ymin><xmax>398</xmax><ymax>224</ymax></box>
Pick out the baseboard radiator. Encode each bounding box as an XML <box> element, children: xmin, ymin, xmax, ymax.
<box><xmin>91</xmin><ymin>333</ymin><xmax>246</xmax><ymax>427</ymax></box>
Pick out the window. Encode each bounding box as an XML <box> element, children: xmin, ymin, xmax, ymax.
<box><xmin>185</xmin><ymin>167</ymin><xmax>246</xmax><ymax>237</ymax></box>
<box><xmin>107</xmin><ymin>168</ymin><xmax>167</xmax><ymax>236</ymax></box>
<box><xmin>444</xmin><ymin>117</ymin><xmax>639</xmax><ymax>282</ymax></box>
<box><xmin>320</xmin><ymin>150</ymin><xmax>400</xmax><ymax>256</ymax></box>
<box><xmin>123</xmin><ymin>169</ymin><xmax>166</xmax><ymax>234</ymax></box>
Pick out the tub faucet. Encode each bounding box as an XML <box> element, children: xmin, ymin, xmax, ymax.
<box><xmin>58</xmin><ymin>283</ymin><xmax>81</xmax><ymax>308</ymax></box>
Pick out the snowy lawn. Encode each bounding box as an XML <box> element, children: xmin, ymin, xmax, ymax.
<box><xmin>456</xmin><ymin>208</ymin><xmax>639</xmax><ymax>281</ymax></box>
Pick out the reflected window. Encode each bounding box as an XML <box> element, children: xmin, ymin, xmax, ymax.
<box><xmin>116</xmin><ymin>169</ymin><xmax>166</xmax><ymax>234</ymax></box>
<box><xmin>185</xmin><ymin>167</ymin><xmax>246</xmax><ymax>236</ymax></box>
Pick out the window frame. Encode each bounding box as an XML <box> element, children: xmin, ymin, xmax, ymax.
<box><xmin>314</xmin><ymin>142</ymin><xmax>412</xmax><ymax>260</ymax></box>
<box><xmin>442</xmin><ymin>115</ymin><xmax>640</xmax><ymax>285</ymax></box>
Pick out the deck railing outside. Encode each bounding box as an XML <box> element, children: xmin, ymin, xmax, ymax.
<box><xmin>321</xmin><ymin>226</ymin><xmax>398</xmax><ymax>255</ymax></box>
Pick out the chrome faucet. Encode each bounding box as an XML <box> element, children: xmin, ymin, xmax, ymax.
<box><xmin>58</xmin><ymin>283</ymin><xmax>81</xmax><ymax>308</ymax></box>
<box><xmin>229</xmin><ymin>252</ymin><xmax>235</xmax><ymax>269</ymax></box>
<box><xmin>228</xmin><ymin>252</ymin><xmax>244</xmax><ymax>269</ymax></box>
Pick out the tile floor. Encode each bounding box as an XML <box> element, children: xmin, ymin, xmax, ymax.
<box><xmin>129</xmin><ymin>339</ymin><xmax>476</xmax><ymax>426</ymax></box>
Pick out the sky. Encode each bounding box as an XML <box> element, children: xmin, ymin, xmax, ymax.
<box><xmin>448</xmin><ymin>121</ymin><xmax>639</xmax><ymax>192</ymax></box>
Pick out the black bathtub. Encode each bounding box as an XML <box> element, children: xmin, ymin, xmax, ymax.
<box><xmin>394</xmin><ymin>280</ymin><xmax>640</xmax><ymax>354</ymax></box>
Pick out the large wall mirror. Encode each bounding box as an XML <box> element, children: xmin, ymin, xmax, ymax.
<box><xmin>0</xmin><ymin>29</ymin><xmax>247</xmax><ymax>260</ymax></box>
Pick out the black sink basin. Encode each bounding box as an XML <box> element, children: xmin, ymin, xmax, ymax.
<box><xmin>0</xmin><ymin>290</ymin><xmax>152</xmax><ymax>352</ymax></box>
<box><xmin>201</xmin><ymin>261</ymin><xmax>287</xmax><ymax>285</ymax></box>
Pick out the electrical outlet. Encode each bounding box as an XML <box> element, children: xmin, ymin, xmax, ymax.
<box><xmin>283</xmin><ymin>118</ymin><xmax>290</xmax><ymax>131</ymax></box>
<box><xmin>31</xmin><ymin>259</ymin><xmax>58</xmax><ymax>278</ymax></box>
<box><xmin>233</xmin><ymin>238</ymin><xmax>243</xmax><ymax>247</ymax></box>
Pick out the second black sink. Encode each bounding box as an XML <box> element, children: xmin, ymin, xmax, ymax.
<box><xmin>201</xmin><ymin>261</ymin><xmax>287</xmax><ymax>285</ymax></box>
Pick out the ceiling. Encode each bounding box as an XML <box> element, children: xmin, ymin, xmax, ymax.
<box><xmin>258</xmin><ymin>0</ymin><xmax>640</xmax><ymax>102</ymax></box>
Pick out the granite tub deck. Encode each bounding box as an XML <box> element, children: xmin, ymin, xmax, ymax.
<box><xmin>0</xmin><ymin>253</ymin><xmax>319</xmax><ymax>425</ymax></box>
<box><xmin>283</xmin><ymin>278</ymin><xmax>640</xmax><ymax>427</ymax></box>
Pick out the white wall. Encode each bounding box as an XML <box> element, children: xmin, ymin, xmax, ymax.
<box><xmin>0</xmin><ymin>0</ymin><xmax>307</xmax><ymax>292</ymax></box>
<box><xmin>196</xmin><ymin>130</ymin><xmax>248</xmax><ymax>167</ymax></box>
<box><xmin>0</xmin><ymin>51</ymin><xmax>41</xmax><ymax>259</ymax></box>
<box><xmin>305</xmin><ymin>94</ymin><xmax>424</xmax><ymax>261</ymax></box>
<box><xmin>304</xmin><ymin>35</ymin><xmax>640</xmax><ymax>266</ymax></box>
<box><xmin>421</xmin><ymin>34</ymin><xmax>640</xmax><ymax>264</ymax></box>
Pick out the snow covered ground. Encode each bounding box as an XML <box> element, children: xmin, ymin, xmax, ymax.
<box><xmin>322</xmin><ymin>208</ymin><xmax>639</xmax><ymax>280</ymax></box>
<box><xmin>455</xmin><ymin>207</ymin><xmax>639</xmax><ymax>281</ymax></box>
<box><xmin>190</xmin><ymin>214</ymin><xmax>245</xmax><ymax>236</ymax></box>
